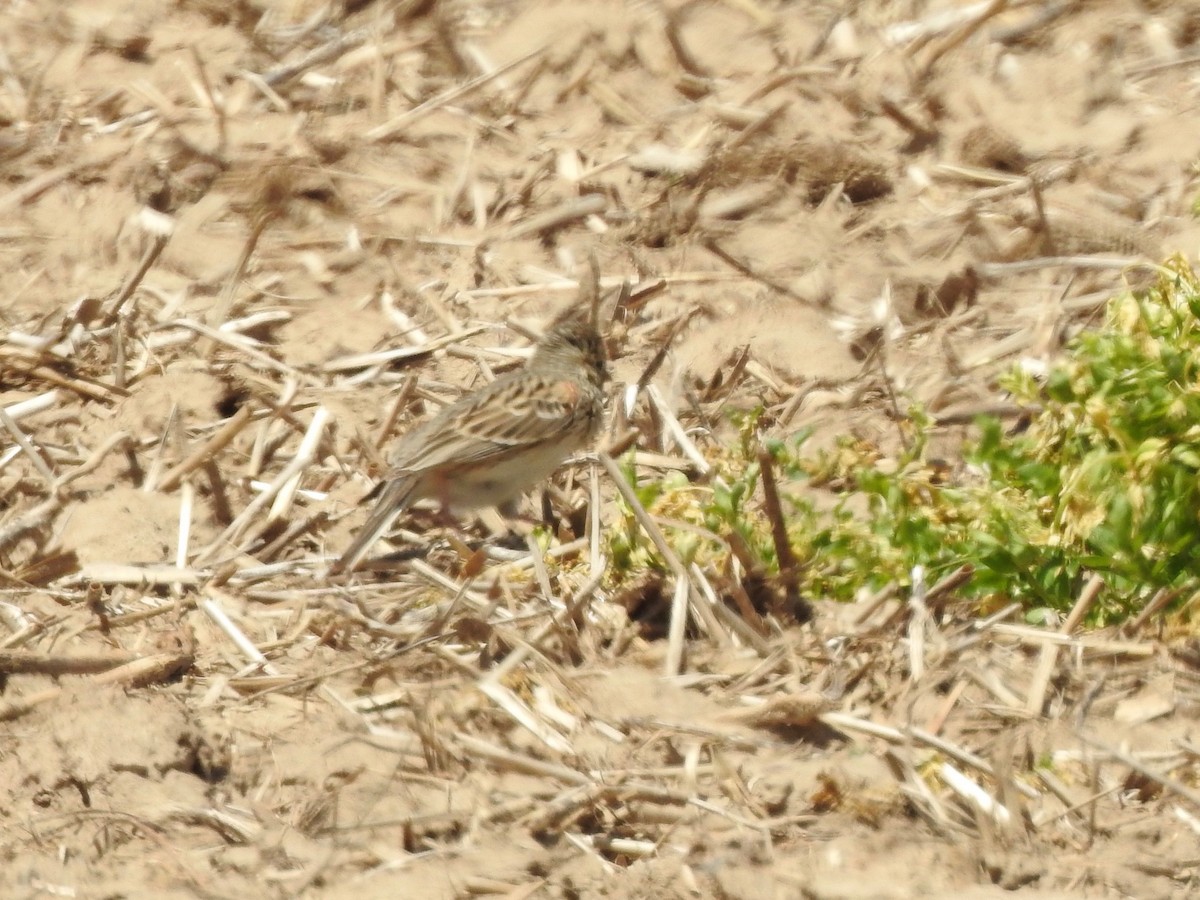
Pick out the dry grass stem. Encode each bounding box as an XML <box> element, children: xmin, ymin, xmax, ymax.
<box><xmin>155</xmin><ymin>407</ymin><xmax>254</xmax><ymax>493</ymax></box>
<box><xmin>478</xmin><ymin>678</ymin><xmax>573</xmax><ymax>754</ymax></box>
<box><xmin>0</xmin><ymin>405</ymin><xmax>57</xmax><ymax>488</ymax></box>
<box><xmin>195</xmin><ymin>406</ymin><xmax>331</xmax><ymax>563</ymax></box>
<box><xmin>323</xmin><ymin>327</ymin><xmax>487</xmax><ymax>373</ymax></box>
<box><xmin>0</xmin><ymin>652</ymin><xmax>192</xmax><ymax>722</ymax></box>
<box><xmin>2</xmin><ymin>390</ymin><xmax>59</xmax><ymax>422</ymax></box>
<box><xmin>939</xmin><ymin>761</ymin><xmax>1013</xmax><ymax>826</ymax></box>
<box><xmin>501</xmin><ymin>195</ymin><xmax>608</xmax><ymax>243</ymax></box>
<box><xmin>366</xmin><ymin>48</ymin><xmax>544</xmax><ymax>142</ymax></box>
<box><xmin>1026</xmin><ymin>573</ymin><xmax>1104</xmax><ymax>715</ymax></box>
<box><xmin>0</xmin><ymin>648</ymin><xmax>139</xmax><ymax>675</ymax></box>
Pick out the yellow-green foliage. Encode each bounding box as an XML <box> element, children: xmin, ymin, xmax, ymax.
<box><xmin>610</xmin><ymin>259</ymin><xmax>1200</xmax><ymax>623</ymax></box>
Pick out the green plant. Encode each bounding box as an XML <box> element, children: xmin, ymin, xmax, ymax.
<box><xmin>813</xmin><ymin>259</ymin><xmax>1200</xmax><ymax>619</ymax></box>
<box><xmin>607</xmin><ymin>259</ymin><xmax>1200</xmax><ymax>623</ymax></box>
<box><xmin>976</xmin><ymin>258</ymin><xmax>1200</xmax><ymax>616</ymax></box>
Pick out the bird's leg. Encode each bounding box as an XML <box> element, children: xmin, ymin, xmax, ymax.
<box><xmin>474</xmin><ymin>503</ymin><xmax>529</xmax><ymax>550</ymax></box>
<box><xmin>435</xmin><ymin>502</ymin><xmax>460</xmax><ymax>530</ymax></box>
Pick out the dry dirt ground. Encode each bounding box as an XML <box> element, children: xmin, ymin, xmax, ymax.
<box><xmin>5</xmin><ymin>0</ymin><xmax>1200</xmax><ymax>897</ymax></box>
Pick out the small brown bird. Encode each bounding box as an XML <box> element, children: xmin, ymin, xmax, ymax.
<box><xmin>329</xmin><ymin>261</ymin><xmax>608</xmax><ymax>575</ymax></box>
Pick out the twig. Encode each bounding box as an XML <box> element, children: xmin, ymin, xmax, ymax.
<box><xmin>598</xmin><ymin>451</ymin><xmax>718</xmax><ymax>674</ymax></box>
<box><xmin>853</xmin><ymin>581</ymin><xmax>899</xmax><ymax>626</ymax></box>
<box><xmin>0</xmin><ymin>150</ymin><xmax>124</xmax><ymax>214</ymax></box>
<box><xmin>756</xmin><ymin>443</ymin><xmax>805</xmax><ymax>619</ymax></box>
<box><xmin>2</xmin><ymin>391</ymin><xmax>58</xmax><ymax>422</ymax></box>
<box><xmin>0</xmin><ymin>497</ymin><xmax>62</xmax><ymax>552</ymax></box>
<box><xmin>322</xmin><ymin>327</ymin><xmax>486</xmax><ymax>373</ymax></box>
<box><xmin>988</xmin><ymin>623</ymin><xmax>1155</xmax><ymax>656</ymax></box>
<box><xmin>454</xmin><ymin>733</ymin><xmax>589</xmax><ymax>785</ymax></box>
<box><xmin>9</xmin><ymin>549</ymin><xmax>79</xmax><ymax>586</ymax></box>
<box><xmin>1078</xmin><ymin>731</ymin><xmax>1200</xmax><ymax>809</ymax></box>
<box><xmin>917</xmin><ymin>0</ymin><xmax>1009</xmax><ymax>79</ymax></box>
<box><xmin>161</xmin><ymin>319</ymin><xmax>307</xmax><ymax>379</ymax></box>
<box><xmin>664</xmin><ymin>575</ymin><xmax>690</xmax><ymax>678</ymax></box>
<box><xmin>664</xmin><ymin>5</ymin><xmax>712</xmax><ymax>77</ymax></box>
<box><xmin>57</xmin><ymin>434</ymin><xmax>132</xmax><ymax>489</ymax></box>
<box><xmin>588</xmin><ymin>463</ymin><xmax>603</xmax><ymax>577</ymax></box>
<box><xmin>143</xmin><ymin>403</ymin><xmax>179</xmax><ymax>498</ymax></box>
<box><xmin>202</xmin><ymin>212</ymin><xmax>276</xmax><ymax>360</ymax></box>
<box><xmin>693</xmin><ymin>562</ymin><xmax>769</xmax><ymax>653</ymax></box>
<box><xmin>201</xmin><ymin>589</ymin><xmax>370</xmax><ymax>729</ymax></box>
<box><xmin>0</xmin><ymin>652</ymin><xmax>193</xmax><ymax>721</ymax></box>
<box><xmin>499</xmin><ymin>194</ymin><xmax>607</xmax><ymax>243</ymax></box>
<box><xmin>262</xmin><ymin>26</ymin><xmax>370</xmax><ymax>87</ymax></box>
<box><xmin>269</xmin><ymin>405</ymin><xmax>331</xmax><ymax>523</ymax></box>
<box><xmin>908</xmin><ymin>565</ymin><xmax>929</xmax><ymax>682</ymax></box>
<box><xmin>175</xmin><ymin>481</ymin><xmax>194</xmax><ymax>595</ymax></box>
<box><xmin>877</xmin><ymin>564</ymin><xmax>974</xmax><ymax>631</ymax></box>
<box><xmin>821</xmin><ymin>711</ymin><xmax>1040</xmax><ymax>799</ymax></box>
<box><xmin>940</xmin><ymin>761</ymin><xmax>1012</xmax><ymax>826</ymax></box>
<box><xmin>0</xmin><ymin>649</ymin><xmax>139</xmax><ymax>675</ymax></box>
<box><xmin>0</xmin><ymin>404</ymin><xmax>58</xmax><ymax>488</ymax></box>
<box><xmin>1122</xmin><ymin>587</ymin><xmax>1181</xmax><ymax>637</ymax></box>
<box><xmin>63</xmin><ymin>563</ymin><xmax>207</xmax><ymax>586</ymax></box>
<box><xmin>0</xmin><ymin>357</ymin><xmax>129</xmax><ymax>401</ymax></box>
<box><xmin>1025</xmin><ymin>574</ymin><xmax>1103</xmax><ymax>715</ymax></box>
<box><xmin>156</xmin><ymin>405</ymin><xmax>255</xmax><ymax>492</ymax></box>
<box><xmin>975</xmin><ymin>257</ymin><xmax>1157</xmax><ymax>276</ymax></box>
<box><xmin>933</xmin><ymin>400</ymin><xmax>1038</xmax><ymax>425</ymax></box>
<box><xmin>366</xmin><ymin>48</ymin><xmax>544</xmax><ymax>142</ymax></box>
<box><xmin>926</xmin><ymin>564</ymin><xmax>975</xmax><ymax>603</ymax></box>
<box><xmin>478</xmin><ymin>678</ymin><xmax>573</xmax><ymax>754</ymax></box>
<box><xmin>645</xmin><ymin>385</ymin><xmax>712</xmax><ymax>478</ymax></box>
<box><xmin>194</xmin><ymin>407</ymin><xmax>331</xmax><ymax>564</ymax></box>
<box><xmin>701</xmin><ymin>236</ymin><xmax>806</xmax><ymax>301</ymax></box>
<box><xmin>101</xmin><ymin>232</ymin><xmax>169</xmax><ymax>327</ymax></box>
<box><xmin>636</xmin><ymin>311</ymin><xmax>696</xmax><ymax>396</ymax></box>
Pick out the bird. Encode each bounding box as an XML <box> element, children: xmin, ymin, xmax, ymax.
<box><xmin>328</xmin><ymin>260</ymin><xmax>608</xmax><ymax>576</ymax></box>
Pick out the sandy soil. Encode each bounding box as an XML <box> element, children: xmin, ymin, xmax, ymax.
<box><xmin>4</xmin><ymin>0</ymin><xmax>1200</xmax><ymax>896</ymax></box>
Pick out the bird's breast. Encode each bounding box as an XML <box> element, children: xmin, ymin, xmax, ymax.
<box><xmin>430</xmin><ymin>433</ymin><xmax>589</xmax><ymax>510</ymax></box>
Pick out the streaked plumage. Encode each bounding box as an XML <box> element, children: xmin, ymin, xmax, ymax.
<box><xmin>329</xmin><ymin>263</ymin><xmax>607</xmax><ymax>575</ymax></box>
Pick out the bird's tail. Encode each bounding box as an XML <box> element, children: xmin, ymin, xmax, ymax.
<box><xmin>327</xmin><ymin>475</ymin><xmax>419</xmax><ymax>576</ymax></box>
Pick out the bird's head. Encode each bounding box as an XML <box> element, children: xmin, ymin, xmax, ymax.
<box><xmin>530</xmin><ymin>254</ymin><xmax>609</xmax><ymax>384</ymax></box>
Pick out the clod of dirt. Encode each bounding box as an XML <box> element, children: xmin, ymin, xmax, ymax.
<box><xmin>0</xmin><ymin>683</ymin><xmax>221</xmax><ymax>819</ymax></box>
<box><xmin>59</xmin><ymin>485</ymin><xmax>181</xmax><ymax>565</ymax></box>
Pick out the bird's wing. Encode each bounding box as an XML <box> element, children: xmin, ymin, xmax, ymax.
<box><xmin>389</xmin><ymin>372</ymin><xmax>595</xmax><ymax>471</ymax></box>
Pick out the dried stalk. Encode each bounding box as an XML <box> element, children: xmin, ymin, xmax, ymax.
<box><xmin>156</xmin><ymin>405</ymin><xmax>255</xmax><ymax>492</ymax></box>
<box><xmin>0</xmin><ymin>652</ymin><xmax>193</xmax><ymax>721</ymax></box>
<box><xmin>366</xmin><ymin>49</ymin><xmax>544</xmax><ymax>142</ymax></box>
<box><xmin>1025</xmin><ymin>574</ymin><xmax>1103</xmax><ymax>715</ymax></box>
